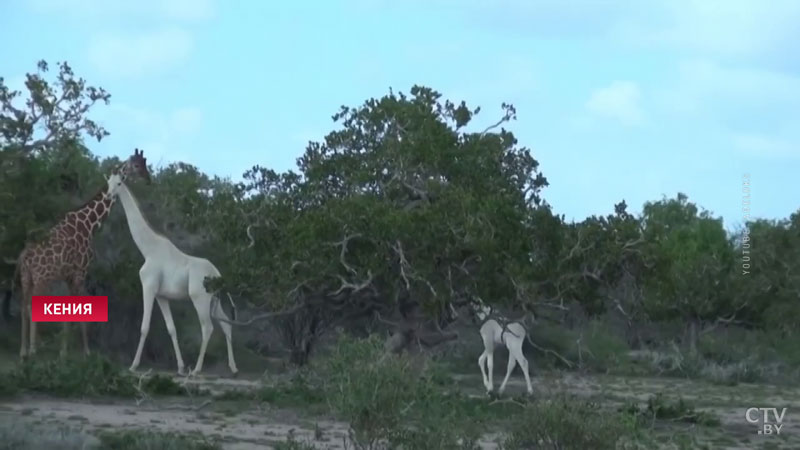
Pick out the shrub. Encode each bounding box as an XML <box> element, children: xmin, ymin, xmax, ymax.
<box><xmin>502</xmin><ymin>395</ymin><xmax>644</xmax><ymax>450</ymax></box>
<box><xmin>1</xmin><ymin>355</ymin><xmax>199</xmax><ymax>398</ymax></box>
<box><xmin>0</xmin><ymin>420</ymin><xmax>99</xmax><ymax>450</ymax></box>
<box><xmin>322</xmin><ymin>334</ymin><xmax>483</xmax><ymax>449</ymax></box>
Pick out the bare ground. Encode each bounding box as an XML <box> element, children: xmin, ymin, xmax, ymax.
<box><xmin>1</xmin><ymin>369</ymin><xmax>798</xmax><ymax>449</ymax></box>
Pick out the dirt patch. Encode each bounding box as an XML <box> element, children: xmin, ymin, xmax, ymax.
<box><xmin>455</xmin><ymin>371</ymin><xmax>800</xmax><ymax>449</ymax></box>
<box><xmin>0</xmin><ymin>395</ymin><xmax>352</xmax><ymax>450</ymax></box>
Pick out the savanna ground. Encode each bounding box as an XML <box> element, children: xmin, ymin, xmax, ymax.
<box><xmin>1</xmin><ymin>309</ymin><xmax>798</xmax><ymax>450</ymax></box>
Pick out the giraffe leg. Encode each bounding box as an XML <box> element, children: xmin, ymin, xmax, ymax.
<box><xmin>478</xmin><ymin>350</ymin><xmax>489</xmax><ymax>391</ymax></box>
<box><xmin>28</xmin><ymin>305</ymin><xmax>37</xmax><ymax>356</ymax></box>
<box><xmin>81</xmin><ymin>322</ymin><xmax>89</xmax><ymax>357</ymax></box>
<box><xmin>19</xmin><ymin>299</ymin><xmax>29</xmax><ymax>359</ymax></box>
<box><xmin>486</xmin><ymin>349</ymin><xmax>495</xmax><ymax>393</ymax></box>
<box><xmin>156</xmin><ymin>297</ymin><xmax>186</xmax><ymax>375</ymax></box>
<box><xmin>211</xmin><ymin>298</ymin><xmax>238</xmax><ymax>375</ymax></box>
<box><xmin>513</xmin><ymin>339</ymin><xmax>534</xmax><ymax>395</ymax></box>
<box><xmin>130</xmin><ymin>281</ymin><xmax>157</xmax><ymax>372</ymax></box>
<box><xmin>28</xmin><ymin>284</ymin><xmax>46</xmax><ymax>356</ymax></box>
<box><xmin>60</xmin><ymin>322</ymin><xmax>70</xmax><ymax>359</ymax></box>
<box><xmin>189</xmin><ymin>293</ymin><xmax>214</xmax><ymax>376</ymax></box>
<box><xmin>66</xmin><ymin>275</ymin><xmax>91</xmax><ymax>357</ymax></box>
<box><xmin>498</xmin><ymin>341</ymin><xmax>518</xmax><ymax>395</ymax></box>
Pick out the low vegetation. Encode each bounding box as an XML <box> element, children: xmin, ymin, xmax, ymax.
<box><xmin>0</xmin><ymin>354</ymin><xmax>202</xmax><ymax>399</ymax></box>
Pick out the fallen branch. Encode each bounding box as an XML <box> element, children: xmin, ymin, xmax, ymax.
<box><xmin>488</xmin><ymin>397</ymin><xmax>527</xmax><ymax>408</ymax></box>
<box><xmin>526</xmin><ymin>338</ymin><xmax>574</xmax><ymax>368</ymax></box>
<box><xmin>212</xmin><ymin>300</ymin><xmax>307</xmax><ymax>326</ymax></box>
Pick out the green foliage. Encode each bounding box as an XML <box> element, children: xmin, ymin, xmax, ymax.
<box><xmin>216</xmin><ymin>373</ymin><xmax>325</xmax><ymax>409</ymax></box>
<box><xmin>640</xmin><ymin>194</ymin><xmax>738</xmax><ymax>326</ymax></box>
<box><xmin>198</xmin><ymin>87</ymin><xmax>547</xmax><ymax>317</ymax></box>
<box><xmin>529</xmin><ymin>319</ymin><xmax>631</xmax><ymax>371</ymax></box>
<box><xmin>0</xmin><ymin>420</ymin><xmax>99</xmax><ymax>450</ymax></box>
<box><xmin>1</xmin><ymin>60</ymin><xmax>111</xmax><ymax>269</ymax></box>
<box><xmin>502</xmin><ymin>395</ymin><xmax>645</xmax><ymax>450</ymax></box>
<box><xmin>733</xmin><ymin>216</ymin><xmax>800</xmax><ymax>331</ymax></box>
<box><xmin>0</xmin><ymin>355</ymin><xmax>199</xmax><ymax>398</ymax></box>
<box><xmin>322</xmin><ymin>335</ymin><xmax>483</xmax><ymax>449</ymax></box>
<box><xmin>3</xmin><ymin>354</ymin><xmax>138</xmax><ymax>397</ymax></box>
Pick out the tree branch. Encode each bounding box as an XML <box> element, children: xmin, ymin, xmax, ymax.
<box><xmin>328</xmin><ymin>233</ymin><xmax>362</xmax><ymax>275</ymax></box>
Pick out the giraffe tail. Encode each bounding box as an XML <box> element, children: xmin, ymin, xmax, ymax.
<box><xmin>210</xmin><ymin>292</ymin><xmax>237</xmax><ymax>322</ymax></box>
<box><xmin>226</xmin><ymin>292</ymin><xmax>238</xmax><ymax>321</ymax></box>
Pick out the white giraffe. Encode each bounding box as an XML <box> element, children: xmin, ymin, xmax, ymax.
<box><xmin>472</xmin><ymin>299</ymin><xmax>534</xmax><ymax>395</ymax></box>
<box><xmin>106</xmin><ymin>173</ymin><xmax>238</xmax><ymax>376</ymax></box>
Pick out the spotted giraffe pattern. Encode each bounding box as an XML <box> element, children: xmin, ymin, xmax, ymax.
<box><xmin>17</xmin><ymin>149</ymin><xmax>151</xmax><ymax>358</ymax></box>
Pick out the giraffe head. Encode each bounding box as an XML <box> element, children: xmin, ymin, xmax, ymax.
<box><xmin>468</xmin><ymin>297</ymin><xmax>493</xmax><ymax>323</ymax></box>
<box><xmin>116</xmin><ymin>148</ymin><xmax>152</xmax><ymax>185</ymax></box>
<box><xmin>106</xmin><ymin>148</ymin><xmax>151</xmax><ymax>197</ymax></box>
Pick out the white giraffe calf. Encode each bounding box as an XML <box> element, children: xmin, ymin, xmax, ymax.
<box><xmin>471</xmin><ymin>300</ymin><xmax>534</xmax><ymax>395</ymax></box>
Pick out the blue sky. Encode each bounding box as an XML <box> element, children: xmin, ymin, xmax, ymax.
<box><xmin>1</xmin><ymin>0</ymin><xmax>798</xmax><ymax>230</ymax></box>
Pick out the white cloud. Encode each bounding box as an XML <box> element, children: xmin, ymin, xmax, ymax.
<box><xmin>28</xmin><ymin>0</ymin><xmax>216</xmax><ymax>23</ymax></box>
<box><xmin>634</xmin><ymin>0</ymin><xmax>800</xmax><ymax>62</ymax></box>
<box><xmin>654</xmin><ymin>59</ymin><xmax>800</xmax><ymax>117</ymax></box>
<box><xmin>87</xmin><ymin>28</ymin><xmax>194</xmax><ymax>79</ymax></box>
<box><xmin>451</xmin><ymin>0</ymin><xmax>799</xmax><ymax>69</ymax></box>
<box><xmin>733</xmin><ymin>133</ymin><xmax>799</xmax><ymax>160</ymax></box>
<box><xmin>585</xmin><ymin>81</ymin><xmax>644</xmax><ymax>126</ymax></box>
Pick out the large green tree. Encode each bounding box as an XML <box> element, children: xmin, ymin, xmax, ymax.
<box><xmin>197</xmin><ymin>87</ymin><xmax>549</xmax><ymax>362</ymax></box>
<box><xmin>640</xmin><ymin>193</ymin><xmax>738</xmax><ymax>353</ymax></box>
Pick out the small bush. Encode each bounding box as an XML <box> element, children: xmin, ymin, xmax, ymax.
<box><xmin>1</xmin><ymin>355</ymin><xmax>200</xmax><ymax>398</ymax></box>
<box><xmin>502</xmin><ymin>395</ymin><xmax>644</xmax><ymax>450</ymax></box>
<box><xmin>529</xmin><ymin>320</ymin><xmax>631</xmax><ymax>372</ymax></box>
<box><xmin>322</xmin><ymin>334</ymin><xmax>482</xmax><ymax>449</ymax></box>
<box><xmin>255</xmin><ymin>372</ymin><xmax>325</xmax><ymax>407</ymax></box>
<box><xmin>215</xmin><ymin>372</ymin><xmax>325</xmax><ymax>408</ymax></box>
<box><xmin>6</xmin><ymin>354</ymin><xmax>138</xmax><ymax>397</ymax></box>
<box><xmin>0</xmin><ymin>420</ymin><xmax>99</xmax><ymax>450</ymax></box>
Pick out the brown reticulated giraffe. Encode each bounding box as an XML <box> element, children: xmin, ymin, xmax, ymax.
<box><xmin>14</xmin><ymin>148</ymin><xmax>151</xmax><ymax>359</ymax></box>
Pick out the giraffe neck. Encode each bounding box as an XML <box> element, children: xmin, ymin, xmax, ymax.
<box><xmin>61</xmin><ymin>186</ymin><xmax>117</xmax><ymax>240</ymax></box>
<box><xmin>116</xmin><ymin>180</ymin><xmax>161</xmax><ymax>256</ymax></box>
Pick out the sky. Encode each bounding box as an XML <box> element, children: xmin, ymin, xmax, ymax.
<box><xmin>1</xmin><ymin>0</ymin><xmax>798</xmax><ymax>230</ymax></box>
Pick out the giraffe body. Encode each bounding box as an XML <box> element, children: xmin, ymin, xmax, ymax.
<box><xmin>16</xmin><ymin>150</ymin><xmax>150</xmax><ymax>359</ymax></box>
<box><xmin>472</xmin><ymin>301</ymin><xmax>534</xmax><ymax>395</ymax></box>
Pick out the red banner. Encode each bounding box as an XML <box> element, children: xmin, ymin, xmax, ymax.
<box><xmin>31</xmin><ymin>296</ymin><xmax>108</xmax><ymax>322</ymax></box>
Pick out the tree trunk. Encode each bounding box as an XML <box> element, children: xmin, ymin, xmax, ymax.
<box><xmin>687</xmin><ymin>318</ymin><xmax>699</xmax><ymax>356</ymax></box>
<box><xmin>2</xmin><ymin>289</ymin><xmax>11</xmax><ymax>321</ymax></box>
